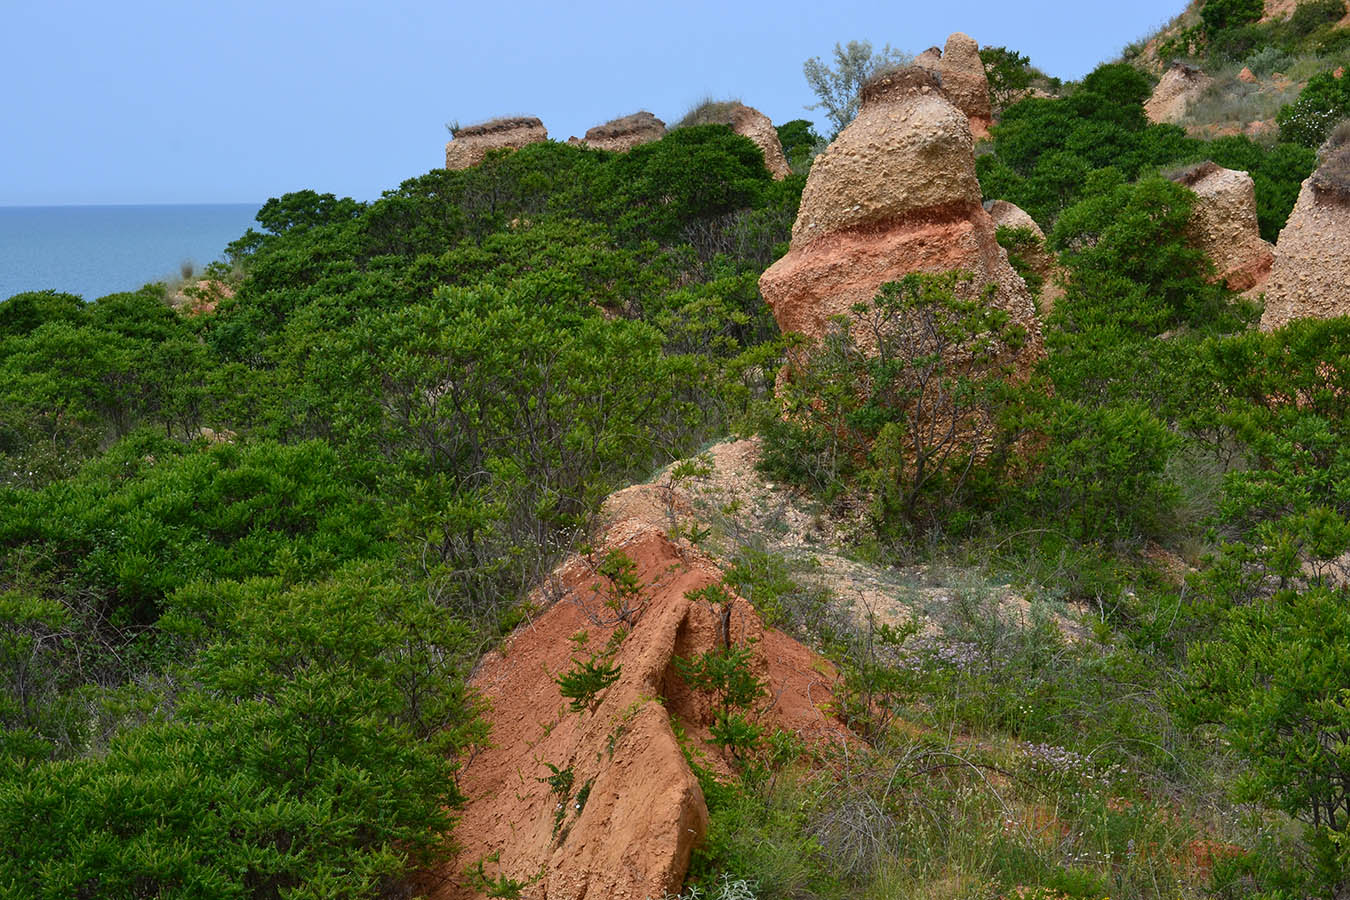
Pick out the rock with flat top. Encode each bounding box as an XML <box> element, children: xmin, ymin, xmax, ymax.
<box><xmin>445</xmin><ymin>116</ymin><xmax>548</xmax><ymax>170</ymax></box>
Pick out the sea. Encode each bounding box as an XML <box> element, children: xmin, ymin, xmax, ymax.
<box><xmin>0</xmin><ymin>204</ymin><xmax>261</xmax><ymax>302</ymax></box>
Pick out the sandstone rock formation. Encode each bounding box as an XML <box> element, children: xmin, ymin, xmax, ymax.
<box><xmin>1260</xmin><ymin>146</ymin><xmax>1350</xmax><ymax>330</ymax></box>
<box><xmin>681</xmin><ymin>101</ymin><xmax>791</xmax><ymax>179</ymax></box>
<box><xmin>1145</xmin><ymin>63</ymin><xmax>1212</xmax><ymax>124</ymax></box>
<box><xmin>1170</xmin><ymin>162</ymin><xmax>1274</xmax><ymax>292</ymax></box>
<box><xmin>915</xmin><ymin>46</ymin><xmax>943</xmax><ymax>69</ymax></box>
<box><xmin>914</xmin><ymin>33</ymin><xmax>994</xmax><ymax>137</ymax></box>
<box><xmin>445</xmin><ymin>116</ymin><xmax>548</xmax><ymax>170</ymax></box>
<box><xmin>434</xmin><ymin>472</ymin><xmax>844</xmax><ymax>900</ymax></box>
<box><xmin>986</xmin><ymin>199</ymin><xmax>1062</xmax><ymax>314</ymax></box>
<box><xmin>569</xmin><ymin>110</ymin><xmax>666</xmax><ymax>152</ymax></box>
<box><xmin>760</xmin><ymin>66</ymin><xmax>1043</xmax><ymax>372</ymax></box>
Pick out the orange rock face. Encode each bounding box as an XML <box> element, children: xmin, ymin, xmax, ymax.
<box><xmin>446</xmin><ymin>117</ymin><xmax>548</xmax><ymax>170</ymax></box>
<box><xmin>1171</xmin><ymin>162</ymin><xmax>1274</xmax><ymax>292</ymax></box>
<box><xmin>1261</xmin><ymin>149</ymin><xmax>1350</xmax><ymax>330</ymax></box>
<box><xmin>431</xmin><ymin>482</ymin><xmax>844</xmax><ymax>900</ymax></box>
<box><xmin>761</xmin><ymin>66</ymin><xmax>1043</xmax><ymax>373</ymax></box>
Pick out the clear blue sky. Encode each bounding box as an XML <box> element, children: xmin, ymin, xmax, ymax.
<box><xmin>1</xmin><ymin>0</ymin><xmax>1187</xmax><ymax>206</ymax></box>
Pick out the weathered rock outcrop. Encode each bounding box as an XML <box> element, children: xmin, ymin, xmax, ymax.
<box><xmin>1170</xmin><ymin>162</ymin><xmax>1274</xmax><ymax>292</ymax></box>
<box><xmin>986</xmin><ymin>200</ymin><xmax>1062</xmax><ymax>314</ymax></box>
<box><xmin>1145</xmin><ymin>63</ymin><xmax>1211</xmax><ymax>124</ymax></box>
<box><xmin>569</xmin><ymin>111</ymin><xmax>666</xmax><ymax>152</ymax></box>
<box><xmin>682</xmin><ymin>101</ymin><xmax>791</xmax><ymax>179</ymax></box>
<box><xmin>986</xmin><ymin>199</ymin><xmax>1041</xmax><ymax>235</ymax></box>
<box><xmin>914</xmin><ymin>46</ymin><xmax>943</xmax><ymax>69</ymax></box>
<box><xmin>434</xmin><ymin>468</ymin><xmax>844</xmax><ymax>900</ymax></box>
<box><xmin>760</xmin><ymin>67</ymin><xmax>1043</xmax><ymax>373</ymax></box>
<box><xmin>1262</xmin><ymin>0</ymin><xmax>1350</xmax><ymax>25</ymax></box>
<box><xmin>913</xmin><ymin>33</ymin><xmax>994</xmax><ymax>137</ymax></box>
<box><xmin>1261</xmin><ymin>147</ymin><xmax>1350</xmax><ymax>330</ymax></box>
<box><xmin>445</xmin><ymin>116</ymin><xmax>548</xmax><ymax>170</ymax></box>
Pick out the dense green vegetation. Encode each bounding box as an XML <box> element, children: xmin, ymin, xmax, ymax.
<box><xmin>6</xmin><ymin>22</ymin><xmax>1350</xmax><ymax>898</ymax></box>
<box><xmin>0</xmin><ymin>126</ymin><xmax>800</xmax><ymax>898</ymax></box>
<box><xmin>975</xmin><ymin>62</ymin><xmax>1316</xmax><ymax>238</ymax></box>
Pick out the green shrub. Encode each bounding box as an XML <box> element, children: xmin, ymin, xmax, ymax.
<box><xmin>1017</xmin><ymin>398</ymin><xmax>1181</xmax><ymax>541</ymax></box>
<box><xmin>762</xmin><ymin>272</ymin><xmax>1030</xmax><ymax>537</ymax></box>
<box><xmin>1278</xmin><ymin>72</ymin><xmax>1350</xmax><ymax>146</ymax></box>
<box><xmin>1181</xmin><ymin>584</ymin><xmax>1350</xmax><ymax>890</ymax></box>
<box><xmin>0</xmin><ymin>566</ymin><xmax>481</xmax><ymax>899</ymax></box>
<box><xmin>1078</xmin><ymin>62</ymin><xmax>1154</xmax><ymax>108</ymax></box>
<box><xmin>775</xmin><ymin>118</ymin><xmax>823</xmax><ymax>171</ymax></box>
<box><xmin>1201</xmin><ymin>0</ymin><xmax>1265</xmax><ymax>34</ymax></box>
<box><xmin>1288</xmin><ymin>0</ymin><xmax>1348</xmax><ymax>38</ymax></box>
<box><xmin>980</xmin><ymin>46</ymin><xmax>1034</xmax><ymax>114</ymax></box>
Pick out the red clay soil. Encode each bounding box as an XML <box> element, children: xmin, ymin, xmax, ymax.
<box><xmin>427</xmin><ymin>499</ymin><xmax>846</xmax><ymax>900</ymax></box>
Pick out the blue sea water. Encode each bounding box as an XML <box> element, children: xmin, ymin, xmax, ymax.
<box><xmin>0</xmin><ymin>204</ymin><xmax>260</xmax><ymax>302</ymax></box>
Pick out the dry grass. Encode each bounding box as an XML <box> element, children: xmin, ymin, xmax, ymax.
<box><xmin>1167</xmin><ymin>160</ymin><xmax>1223</xmax><ymax>187</ymax></box>
<box><xmin>585</xmin><ymin>111</ymin><xmax>664</xmax><ymax>140</ymax></box>
<box><xmin>859</xmin><ymin>66</ymin><xmax>943</xmax><ymax>107</ymax></box>
<box><xmin>1320</xmin><ymin>116</ymin><xmax>1350</xmax><ymax>155</ymax></box>
<box><xmin>450</xmin><ymin>116</ymin><xmax>543</xmax><ymax>138</ymax></box>
<box><xmin>673</xmin><ymin>97</ymin><xmax>743</xmax><ymax>130</ymax></box>
<box><xmin>1180</xmin><ymin>63</ymin><xmax>1303</xmax><ymax>131</ymax></box>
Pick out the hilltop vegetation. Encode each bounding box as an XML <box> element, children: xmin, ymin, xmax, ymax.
<box><xmin>5</xmin><ymin>6</ymin><xmax>1350</xmax><ymax>897</ymax></box>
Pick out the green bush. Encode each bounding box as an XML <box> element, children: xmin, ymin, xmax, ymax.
<box><xmin>1016</xmin><ymin>399</ymin><xmax>1181</xmax><ymax>541</ymax></box>
<box><xmin>762</xmin><ymin>273</ymin><xmax>1029</xmax><ymax>537</ymax></box>
<box><xmin>1182</xmin><ymin>584</ymin><xmax>1350</xmax><ymax>889</ymax></box>
<box><xmin>1278</xmin><ymin>72</ymin><xmax>1350</xmax><ymax>146</ymax></box>
<box><xmin>0</xmin><ymin>566</ymin><xmax>481</xmax><ymax>899</ymax></box>
<box><xmin>1201</xmin><ymin>0</ymin><xmax>1266</xmax><ymax>34</ymax></box>
<box><xmin>1288</xmin><ymin>0</ymin><xmax>1348</xmax><ymax>38</ymax></box>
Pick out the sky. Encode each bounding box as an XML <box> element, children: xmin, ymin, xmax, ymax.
<box><xmin>1</xmin><ymin>0</ymin><xmax>1188</xmax><ymax>206</ymax></box>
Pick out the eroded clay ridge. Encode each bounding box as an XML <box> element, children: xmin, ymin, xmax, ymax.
<box><xmin>431</xmin><ymin>476</ymin><xmax>845</xmax><ymax>900</ymax></box>
<box><xmin>760</xmin><ymin>65</ymin><xmax>1044</xmax><ymax>378</ymax></box>
<box><xmin>1261</xmin><ymin>145</ymin><xmax>1350</xmax><ymax>330</ymax></box>
<box><xmin>569</xmin><ymin>110</ymin><xmax>667</xmax><ymax>152</ymax></box>
<box><xmin>913</xmin><ymin>32</ymin><xmax>994</xmax><ymax>138</ymax></box>
<box><xmin>445</xmin><ymin>116</ymin><xmax>548</xmax><ymax>170</ymax></box>
<box><xmin>1170</xmin><ymin>161</ymin><xmax>1274</xmax><ymax>292</ymax></box>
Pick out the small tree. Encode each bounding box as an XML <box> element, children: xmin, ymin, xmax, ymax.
<box><xmin>980</xmin><ymin>46</ymin><xmax>1034</xmax><ymax>115</ymax></box>
<box><xmin>803</xmin><ymin>40</ymin><xmax>912</xmax><ymax>136</ymax></box>
<box><xmin>762</xmin><ymin>272</ymin><xmax>1029</xmax><ymax>537</ymax></box>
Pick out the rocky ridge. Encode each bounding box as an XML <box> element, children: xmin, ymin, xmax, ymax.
<box><xmin>1145</xmin><ymin>62</ymin><xmax>1212</xmax><ymax>124</ymax></box>
<box><xmin>568</xmin><ymin>111</ymin><xmax>666</xmax><ymax>152</ymax></box>
<box><xmin>434</xmin><ymin>452</ymin><xmax>846</xmax><ymax>900</ymax></box>
<box><xmin>445</xmin><ymin>117</ymin><xmax>549</xmax><ymax>170</ymax></box>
